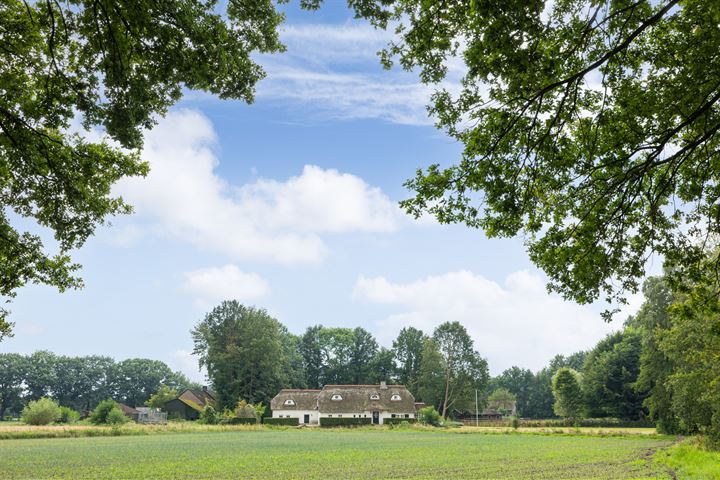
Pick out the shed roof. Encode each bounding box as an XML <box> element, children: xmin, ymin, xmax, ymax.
<box><xmin>270</xmin><ymin>389</ymin><xmax>320</xmax><ymax>411</ymax></box>
<box><xmin>318</xmin><ymin>384</ymin><xmax>416</xmax><ymax>414</ymax></box>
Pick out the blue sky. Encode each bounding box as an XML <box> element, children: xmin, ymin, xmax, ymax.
<box><xmin>2</xmin><ymin>2</ymin><xmax>647</xmax><ymax>382</ymax></box>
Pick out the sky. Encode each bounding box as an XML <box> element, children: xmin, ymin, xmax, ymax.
<box><xmin>2</xmin><ymin>2</ymin><xmax>655</xmax><ymax>383</ymax></box>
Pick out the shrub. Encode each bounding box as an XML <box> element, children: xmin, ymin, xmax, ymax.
<box><xmin>383</xmin><ymin>418</ymin><xmax>417</xmax><ymax>425</ymax></box>
<box><xmin>106</xmin><ymin>407</ymin><xmax>129</xmax><ymax>425</ymax></box>
<box><xmin>319</xmin><ymin>417</ymin><xmax>371</xmax><ymax>427</ymax></box>
<box><xmin>58</xmin><ymin>407</ymin><xmax>80</xmax><ymax>424</ymax></box>
<box><xmin>90</xmin><ymin>399</ymin><xmax>120</xmax><ymax>425</ymax></box>
<box><xmin>418</xmin><ymin>406</ymin><xmax>441</xmax><ymax>426</ymax></box>
<box><xmin>511</xmin><ymin>416</ymin><xmax>520</xmax><ymax>430</ymax></box>
<box><xmin>263</xmin><ymin>417</ymin><xmax>299</xmax><ymax>426</ymax></box>
<box><xmin>21</xmin><ymin>398</ymin><xmax>61</xmax><ymax>425</ymax></box>
<box><xmin>199</xmin><ymin>405</ymin><xmax>219</xmax><ymax>425</ymax></box>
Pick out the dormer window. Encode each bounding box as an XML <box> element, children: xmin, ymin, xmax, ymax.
<box><xmin>370</xmin><ymin>393</ymin><xmax>380</xmax><ymax>400</ymax></box>
<box><xmin>390</xmin><ymin>394</ymin><xmax>402</xmax><ymax>401</ymax></box>
<box><xmin>284</xmin><ymin>399</ymin><xmax>296</xmax><ymax>406</ymax></box>
<box><xmin>331</xmin><ymin>394</ymin><xmax>343</xmax><ymax>401</ymax></box>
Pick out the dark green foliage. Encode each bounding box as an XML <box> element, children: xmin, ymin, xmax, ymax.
<box><xmin>582</xmin><ymin>330</ymin><xmax>646</xmax><ymax>420</ymax></box>
<box><xmin>263</xmin><ymin>417</ymin><xmax>299</xmax><ymax>426</ymax></box>
<box><xmin>319</xmin><ymin>417</ymin><xmax>371</xmax><ymax>427</ymax></box>
<box><xmin>90</xmin><ymin>399</ymin><xmax>120</xmax><ymax>425</ymax></box>
<box><xmin>382</xmin><ymin>418</ymin><xmax>417</xmax><ymax>425</ymax></box>
<box><xmin>0</xmin><ymin>353</ymin><xmax>26</xmax><ymax>419</ymax></box>
<box><xmin>552</xmin><ymin>368</ymin><xmax>584</xmax><ymax>421</ymax></box>
<box><xmin>0</xmin><ymin>0</ymin><xmax>288</xmax><ymax>336</ymax></box>
<box><xmin>417</xmin><ymin>339</ymin><xmax>445</xmax><ymax>410</ymax></box>
<box><xmin>191</xmin><ymin>301</ymin><xmax>293</xmax><ymax>410</ymax></box>
<box><xmin>490</xmin><ymin>367</ymin><xmax>534</xmax><ymax>417</ymax></box>
<box><xmin>344</xmin><ymin>0</ymin><xmax>720</xmax><ymax>318</ymax></box>
<box><xmin>58</xmin><ymin>406</ymin><xmax>80</xmax><ymax>424</ymax></box>
<box><xmin>21</xmin><ymin>397</ymin><xmax>60</xmax><ymax>425</ymax></box>
<box><xmin>392</xmin><ymin>327</ymin><xmax>427</xmax><ymax>394</ymax></box>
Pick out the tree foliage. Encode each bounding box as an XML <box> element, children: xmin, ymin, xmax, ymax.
<box><xmin>21</xmin><ymin>397</ymin><xmax>60</xmax><ymax>425</ymax></box>
<box><xmin>0</xmin><ymin>353</ymin><xmax>26</xmax><ymax>419</ymax></box>
<box><xmin>392</xmin><ymin>326</ymin><xmax>427</xmax><ymax>393</ymax></box>
<box><xmin>191</xmin><ymin>301</ymin><xmax>295</xmax><ymax>410</ymax></box>
<box><xmin>0</xmin><ymin>0</ymin><xmax>287</xmax><ymax>338</ymax></box>
<box><xmin>552</xmin><ymin>368</ymin><xmax>584</xmax><ymax>421</ymax></box>
<box><xmin>342</xmin><ymin>0</ymin><xmax>720</xmax><ymax>316</ymax></box>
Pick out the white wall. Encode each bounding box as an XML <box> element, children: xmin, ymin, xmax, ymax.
<box><xmin>273</xmin><ymin>409</ymin><xmax>318</xmax><ymax>424</ymax></box>
<box><xmin>318</xmin><ymin>411</ymin><xmax>416</xmax><ymax>425</ymax></box>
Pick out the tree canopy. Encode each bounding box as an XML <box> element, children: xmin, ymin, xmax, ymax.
<box><xmin>0</xmin><ymin>0</ymin><xmax>287</xmax><ymax>338</ymax></box>
<box><xmin>343</xmin><ymin>0</ymin><xmax>720</xmax><ymax>316</ymax></box>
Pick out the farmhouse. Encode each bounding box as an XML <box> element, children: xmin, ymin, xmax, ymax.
<box><xmin>270</xmin><ymin>382</ymin><xmax>417</xmax><ymax>425</ymax></box>
<box><xmin>163</xmin><ymin>387</ymin><xmax>215</xmax><ymax>420</ymax></box>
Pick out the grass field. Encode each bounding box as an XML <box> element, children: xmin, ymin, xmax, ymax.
<box><xmin>0</xmin><ymin>428</ymin><xmax>679</xmax><ymax>479</ymax></box>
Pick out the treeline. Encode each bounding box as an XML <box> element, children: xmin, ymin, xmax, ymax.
<box><xmin>492</xmin><ymin>267</ymin><xmax>720</xmax><ymax>445</ymax></box>
<box><xmin>0</xmin><ymin>352</ymin><xmax>195</xmax><ymax>419</ymax></box>
<box><xmin>191</xmin><ymin>301</ymin><xmax>489</xmax><ymax>415</ymax></box>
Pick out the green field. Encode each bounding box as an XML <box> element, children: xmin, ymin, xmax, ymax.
<box><xmin>0</xmin><ymin>429</ymin><xmax>679</xmax><ymax>479</ymax></box>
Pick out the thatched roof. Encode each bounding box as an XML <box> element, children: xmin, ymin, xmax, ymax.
<box><xmin>270</xmin><ymin>389</ymin><xmax>320</xmax><ymax>411</ymax></box>
<box><xmin>318</xmin><ymin>384</ymin><xmax>416</xmax><ymax>414</ymax></box>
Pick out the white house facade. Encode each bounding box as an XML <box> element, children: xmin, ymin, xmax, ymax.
<box><xmin>270</xmin><ymin>382</ymin><xmax>417</xmax><ymax>425</ymax></box>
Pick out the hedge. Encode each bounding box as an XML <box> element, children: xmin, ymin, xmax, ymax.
<box><xmin>263</xmin><ymin>417</ymin><xmax>299</xmax><ymax>426</ymax></box>
<box><xmin>383</xmin><ymin>418</ymin><xmax>417</xmax><ymax>425</ymax></box>
<box><xmin>320</xmin><ymin>417</ymin><xmax>372</xmax><ymax>427</ymax></box>
<box><xmin>223</xmin><ymin>417</ymin><xmax>258</xmax><ymax>425</ymax></box>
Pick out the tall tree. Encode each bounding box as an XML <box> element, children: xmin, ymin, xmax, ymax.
<box><xmin>0</xmin><ymin>0</ymin><xmax>287</xmax><ymax>338</ymax></box>
<box><xmin>0</xmin><ymin>353</ymin><xmax>26</xmax><ymax>419</ymax></box>
<box><xmin>110</xmin><ymin>358</ymin><xmax>189</xmax><ymax>408</ymax></box>
<box><xmin>299</xmin><ymin>325</ymin><xmax>324</xmax><ymax>389</ymax></box>
<box><xmin>342</xmin><ymin>0</ymin><xmax>720</xmax><ymax>316</ymax></box>
<box><xmin>433</xmin><ymin>321</ymin><xmax>489</xmax><ymax>417</ymax></box>
<box><xmin>552</xmin><ymin>368</ymin><xmax>584</xmax><ymax>422</ymax></box>
<box><xmin>417</xmin><ymin>338</ymin><xmax>445</xmax><ymax>410</ymax></box>
<box><xmin>492</xmin><ymin>367</ymin><xmax>534</xmax><ymax>417</ymax></box>
<box><xmin>348</xmin><ymin>327</ymin><xmax>379</xmax><ymax>384</ymax></box>
<box><xmin>392</xmin><ymin>327</ymin><xmax>426</xmax><ymax>393</ymax></box>
<box><xmin>24</xmin><ymin>350</ymin><xmax>57</xmax><ymax>401</ymax></box>
<box><xmin>582</xmin><ymin>329</ymin><xmax>646</xmax><ymax>419</ymax></box>
<box><xmin>191</xmin><ymin>301</ymin><xmax>288</xmax><ymax>410</ymax></box>
<box><xmin>369</xmin><ymin>347</ymin><xmax>396</xmax><ymax>384</ymax></box>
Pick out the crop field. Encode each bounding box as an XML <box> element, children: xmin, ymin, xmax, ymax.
<box><xmin>0</xmin><ymin>428</ymin><xmax>678</xmax><ymax>479</ymax></box>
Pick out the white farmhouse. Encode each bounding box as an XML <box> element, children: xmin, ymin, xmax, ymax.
<box><xmin>270</xmin><ymin>382</ymin><xmax>417</xmax><ymax>425</ymax></box>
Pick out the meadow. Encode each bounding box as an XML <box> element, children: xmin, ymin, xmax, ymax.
<box><xmin>0</xmin><ymin>427</ymin><xmax>689</xmax><ymax>479</ymax></box>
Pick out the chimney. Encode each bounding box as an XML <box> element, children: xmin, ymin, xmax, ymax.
<box><xmin>380</xmin><ymin>381</ymin><xmax>388</xmax><ymax>390</ymax></box>
<box><xmin>202</xmin><ymin>385</ymin><xmax>208</xmax><ymax>392</ymax></box>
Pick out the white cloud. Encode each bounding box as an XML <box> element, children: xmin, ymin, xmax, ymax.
<box><xmin>353</xmin><ymin>270</ymin><xmax>625</xmax><ymax>374</ymax></box>
<box><xmin>167</xmin><ymin>350</ymin><xmax>206</xmax><ymax>384</ymax></box>
<box><xmin>115</xmin><ymin>109</ymin><xmax>401</xmax><ymax>264</ymax></box>
<box><xmin>183</xmin><ymin>265</ymin><xmax>270</xmax><ymax>306</ymax></box>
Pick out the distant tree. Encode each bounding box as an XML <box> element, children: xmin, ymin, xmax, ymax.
<box><xmin>0</xmin><ymin>0</ymin><xmax>288</xmax><ymax>338</ymax></box>
<box><xmin>348</xmin><ymin>327</ymin><xmax>379</xmax><ymax>384</ymax></box>
<box><xmin>392</xmin><ymin>327</ymin><xmax>427</xmax><ymax>393</ymax></box>
<box><xmin>369</xmin><ymin>347</ymin><xmax>396</xmax><ymax>383</ymax></box>
<box><xmin>146</xmin><ymin>385</ymin><xmax>178</xmax><ymax>409</ymax></box>
<box><xmin>492</xmin><ymin>366</ymin><xmax>534</xmax><ymax>417</ymax></box>
<box><xmin>24</xmin><ymin>351</ymin><xmax>58</xmax><ymax>401</ymax></box>
<box><xmin>417</xmin><ymin>338</ymin><xmax>446</xmax><ymax>410</ymax></box>
<box><xmin>582</xmin><ymin>330</ymin><xmax>646</xmax><ymax>419</ymax></box>
<box><xmin>90</xmin><ymin>399</ymin><xmax>120</xmax><ymax>425</ymax></box>
<box><xmin>299</xmin><ymin>325</ymin><xmax>324</xmax><ymax>389</ymax></box>
<box><xmin>279</xmin><ymin>329</ymin><xmax>307</xmax><ymax>390</ymax></box>
<box><xmin>0</xmin><ymin>353</ymin><xmax>26</xmax><ymax>419</ymax></box>
<box><xmin>552</xmin><ymin>368</ymin><xmax>584</xmax><ymax>422</ymax></box>
<box><xmin>111</xmin><ymin>358</ymin><xmax>188</xmax><ymax>407</ymax></box>
<box><xmin>191</xmin><ymin>301</ymin><xmax>288</xmax><ymax>410</ymax></box>
<box><xmin>21</xmin><ymin>397</ymin><xmax>60</xmax><ymax>425</ymax></box>
<box><xmin>487</xmin><ymin>388</ymin><xmax>517</xmax><ymax>416</ymax></box>
<box><xmin>433</xmin><ymin>321</ymin><xmax>489</xmax><ymax>417</ymax></box>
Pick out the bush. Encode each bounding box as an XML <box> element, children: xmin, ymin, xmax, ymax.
<box><xmin>383</xmin><ymin>418</ymin><xmax>417</xmax><ymax>425</ymax></box>
<box><xmin>58</xmin><ymin>407</ymin><xmax>80</xmax><ymax>424</ymax></box>
<box><xmin>511</xmin><ymin>416</ymin><xmax>520</xmax><ymax>430</ymax></box>
<box><xmin>90</xmin><ymin>399</ymin><xmax>120</xmax><ymax>425</ymax></box>
<box><xmin>21</xmin><ymin>398</ymin><xmax>61</xmax><ymax>425</ymax></box>
<box><xmin>263</xmin><ymin>417</ymin><xmax>299</xmax><ymax>426</ymax></box>
<box><xmin>319</xmin><ymin>417</ymin><xmax>371</xmax><ymax>427</ymax></box>
<box><xmin>106</xmin><ymin>407</ymin><xmax>129</xmax><ymax>425</ymax></box>
<box><xmin>418</xmin><ymin>406</ymin><xmax>441</xmax><ymax>426</ymax></box>
<box><xmin>199</xmin><ymin>405</ymin><xmax>219</xmax><ymax>425</ymax></box>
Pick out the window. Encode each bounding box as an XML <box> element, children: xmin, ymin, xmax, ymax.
<box><xmin>370</xmin><ymin>393</ymin><xmax>380</xmax><ymax>400</ymax></box>
<box><xmin>404</xmin><ymin>414</ymin><xmax>409</xmax><ymax>418</ymax></box>
<box><xmin>390</xmin><ymin>394</ymin><xmax>402</xmax><ymax>401</ymax></box>
<box><xmin>391</xmin><ymin>414</ymin><xmax>396</xmax><ymax>418</ymax></box>
<box><xmin>283</xmin><ymin>399</ymin><xmax>296</xmax><ymax>406</ymax></box>
<box><xmin>338</xmin><ymin>415</ymin><xmax>343</xmax><ymax>418</ymax></box>
<box><xmin>331</xmin><ymin>394</ymin><xmax>343</xmax><ymax>401</ymax></box>
<box><xmin>329</xmin><ymin>414</ymin><xmax>333</xmax><ymax>417</ymax></box>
